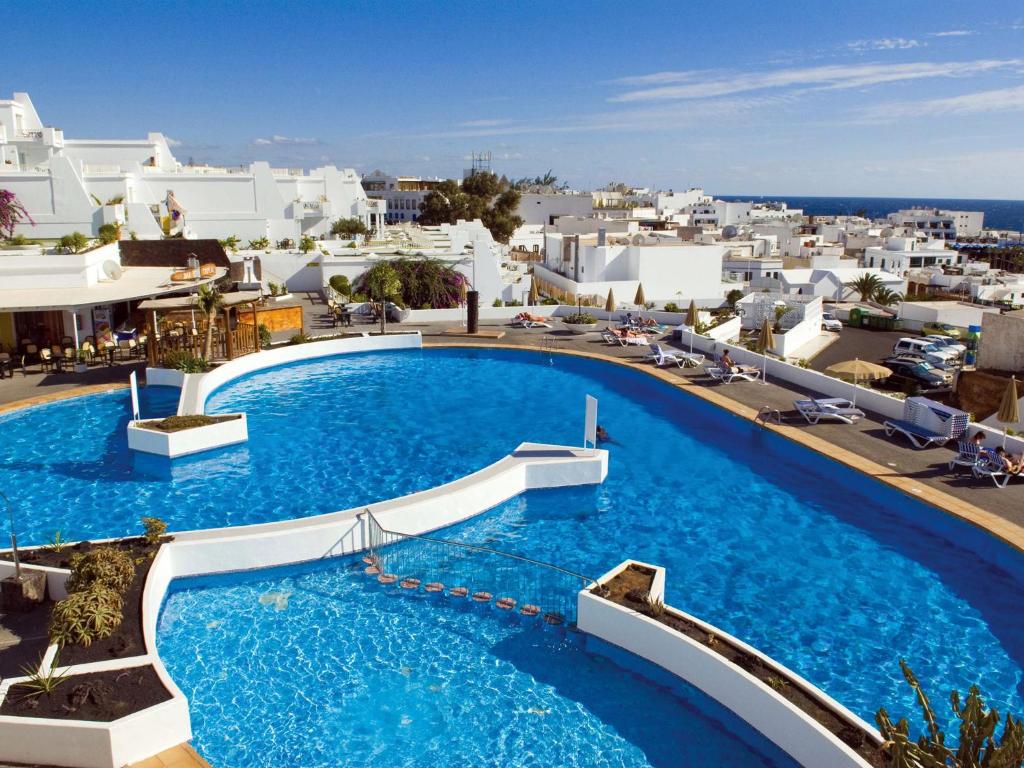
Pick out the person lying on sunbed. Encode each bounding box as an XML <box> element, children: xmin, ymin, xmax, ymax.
<box><xmin>720</xmin><ymin>350</ymin><xmax>757</xmax><ymax>374</ymax></box>
<box><xmin>516</xmin><ymin>312</ymin><xmax>549</xmax><ymax>323</ymax></box>
<box><xmin>994</xmin><ymin>447</ymin><xmax>1024</xmax><ymax>474</ymax></box>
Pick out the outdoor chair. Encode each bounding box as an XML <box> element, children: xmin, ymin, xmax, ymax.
<box><xmin>39</xmin><ymin>347</ymin><xmax>54</xmax><ymax>372</ymax></box>
<box><xmin>644</xmin><ymin>344</ymin><xmax>683</xmax><ymax>367</ymax></box>
<box><xmin>883</xmin><ymin>397</ymin><xmax>968</xmax><ymax>450</ymax></box>
<box><xmin>972</xmin><ymin>455</ymin><xmax>1023</xmax><ymax>488</ymax></box>
<box><xmin>794</xmin><ymin>397</ymin><xmax>865</xmax><ymax>425</ymax></box>
<box><xmin>948</xmin><ymin>441</ymin><xmax>986</xmax><ymax>474</ymax></box>
<box><xmin>705</xmin><ymin>366</ymin><xmax>760</xmax><ymax>384</ymax></box>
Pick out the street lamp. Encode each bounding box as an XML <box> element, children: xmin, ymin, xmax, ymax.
<box><xmin>1</xmin><ymin>490</ymin><xmax>20</xmax><ymax>580</ymax></box>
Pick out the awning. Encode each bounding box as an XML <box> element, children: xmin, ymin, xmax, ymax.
<box><xmin>0</xmin><ymin>267</ymin><xmax>228</xmax><ymax>312</ymax></box>
<box><xmin>137</xmin><ymin>289</ymin><xmax>263</xmax><ymax>312</ymax></box>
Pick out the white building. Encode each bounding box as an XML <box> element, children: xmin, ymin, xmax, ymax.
<box><xmin>863</xmin><ymin>236</ymin><xmax>962</xmax><ymax>277</ymax></box>
<box><xmin>886</xmin><ymin>208</ymin><xmax>984</xmax><ymax>239</ymax></box>
<box><xmin>765</xmin><ymin>267</ymin><xmax>905</xmax><ymax>301</ymax></box>
<box><xmin>0</xmin><ymin>92</ymin><xmax>385</xmax><ymax>242</ymax></box>
<box><xmin>362</xmin><ymin>171</ymin><xmax>446</xmax><ymax>224</ymax></box>
<box><xmin>517</xmin><ymin>192</ymin><xmax>595</xmax><ymax>226</ymax></box>
<box><xmin>533</xmin><ymin>230</ymin><xmax>726</xmax><ymax>306</ymax></box>
<box><xmin>683</xmin><ymin>199</ymin><xmax>753</xmax><ymax>227</ymax></box>
<box><xmin>735</xmin><ymin>293</ymin><xmax>825</xmax><ymax>358</ymax></box>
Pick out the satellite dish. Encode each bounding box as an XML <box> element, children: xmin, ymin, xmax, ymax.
<box><xmin>722</xmin><ymin>225</ymin><xmax>739</xmax><ymax>239</ymax></box>
<box><xmin>102</xmin><ymin>261</ymin><xmax>123</xmax><ymax>280</ymax></box>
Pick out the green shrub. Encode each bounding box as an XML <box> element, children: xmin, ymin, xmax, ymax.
<box><xmin>541</xmin><ymin>297</ymin><xmax>559</xmax><ymax>305</ymax></box>
<box><xmin>49</xmin><ymin>586</ymin><xmax>123</xmax><ymax>648</ymax></box>
<box><xmin>97</xmin><ymin>223</ymin><xmax>119</xmax><ymax>244</ymax></box>
<box><xmin>328</xmin><ymin>275</ymin><xmax>351</xmax><ymax>296</ymax></box>
<box><xmin>66</xmin><ymin>547</ymin><xmax>135</xmax><ymax>593</ymax></box>
<box><xmin>299</xmin><ymin>235</ymin><xmax>316</xmax><ymax>253</ymax></box>
<box><xmin>248</xmin><ymin>237</ymin><xmax>270</xmax><ymax>250</ymax></box>
<box><xmin>351</xmin><ymin>292</ymin><xmax>369</xmax><ymax>303</ymax></box>
<box><xmin>663</xmin><ymin>302</ymin><xmax>680</xmax><ymax>313</ymax></box>
<box><xmin>564</xmin><ymin>312</ymin><xmax>597</xmax><ymax>324</ymax></box>
<box><xmin>493</xmin><ymin>298</ymin><xmax>504</xmax><ymax>307</ymax></box>
<box><xmin>141</xmin><ymin>516</ymin><xmax>167</xmax><ymax>546</ymax></box>
<box><xmin>56</xmin><ymin>232</ymin><xmax>89</xmax><ymax>253</ymax></box>
<box><xmin>289</xmin><ymin>332</ymin><xmax>311</xmax><ymax>345</ymax></box>
<box><xmin>161</xmin><ymin>349</ymin><xmax>207</xmax><ymax>373</ymax></box>
<box><xmin>258</xmin><ymin>323</ymin><xmax>272</xmax><ymax>348</ymax></box>
<box><xmin>16</xmin><ymin>651</ymin><xmax>69</xmax><ymax>699</ymax></box>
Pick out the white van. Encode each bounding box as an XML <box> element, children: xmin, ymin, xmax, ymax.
<box><xmin>892</xmin><ymin>337</ymin><xmax>959</xmax><ymax>364</ymax></box>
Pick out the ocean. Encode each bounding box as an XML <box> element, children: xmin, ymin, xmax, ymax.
<box><xmin>716</xmin><ymin>195</ymin><xmax>1024</xmax><ymax>232</ymax></box>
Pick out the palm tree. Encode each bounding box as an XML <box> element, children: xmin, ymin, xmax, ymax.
<box><xmin>364</xmin><ymin>262</ymin><xmax>401</xmax><ymax>334</ymax></box>
<box><xmin>872</xmin><ymin>287</ymin><xmax>904</xmax><ymax>307</ymax></box>
<box><xmin>845</xmin><ymin>273</ymin><xmax>884</xmax><ymax>302</ymax></box>
<box><xmin>196</xmin><ymin>284</ymin><xmax>223</xmax><ymax>361</ymax></box>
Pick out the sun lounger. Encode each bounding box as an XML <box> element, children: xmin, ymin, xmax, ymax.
<box><xmin>794</xmin><ymin>398</ymin><xmax>865</xmax><ymax>425</ymax></box>
<box><xmin>883</xmin><ymin>397</ymin><xmax>968</xmax><ymax>449</ymax></box>
<box><xmin>602</xmin><ymin>329</ymin><xmax>628</xmax><ymax>346</ymax></box>
<box><xmin>972</xmin><ymin>456</ymin><xmax>1023</xmax><ymax>488</ymax></box>
<box><xmin>678</xmin><ymin>352</ymin><xmax>705</xmax><ymax>368</ymax></box>
<box><xmin>644</xmin><ymin>344</ymin><xmax>683</xmax><ymax>367</ymax></box>
<box><xmin>512</xmin><ymin>313</ymin><xmax>551</xmax><ymax>329</ymax></box>
<box><xmin>706</xmin><ymin>366</ymin><xmax>760</xmax><ymax>383</ymax></box>
<box><xmin>947</xmin><ymin>441</ymin><xmax>986</xmax><ymax>473</ymax></box>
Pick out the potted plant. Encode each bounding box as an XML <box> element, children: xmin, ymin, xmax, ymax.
<box><xmin>563</xmin><ymin>311</ymin><xmax>598</xmax><ymax>334</ymax></box>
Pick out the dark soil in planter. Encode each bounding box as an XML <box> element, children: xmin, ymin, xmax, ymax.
<box><xmin>0</xmin><ymin>665</ymin><xmax>171</xmax><ymax>722</ymax></box>
<box><xmin>595</xmin><ymin>569</ymin><xmax>886</xmax><ymax>768</ymax></box>
<box><xmin>136</xmin><ymin>413</ymin><xmax>241</xmax><ymax>432</ymax></box>
<box><xmin>1</xmin><ymin>538</ymin><xmax>168</xmax><ymax>665</ymax></box>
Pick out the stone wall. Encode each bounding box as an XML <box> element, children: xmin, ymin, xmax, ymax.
<box><xmin>979</xmin><ymin>311</ymin><xmax>1024</xmax><ymax>373</ymax></box>
<box><xmin>956</xmin><ymin>369</ymin><xmax>1015</xmax><ymax>421</ymax></box>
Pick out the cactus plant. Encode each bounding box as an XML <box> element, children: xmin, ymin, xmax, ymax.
<box><xmin>49</xmin><ymin>586</ymin><xmax>124</xmax><ymax>647</ymax></box>
<box><xmin>65</xmin><ymin>547</ymin><xmax>134</xmax><ymax>593</ymax></box>
<box><xmin>875</xmin><ymin>659</ymin><xmax>1024</xmax><ymax>767</ymax></box>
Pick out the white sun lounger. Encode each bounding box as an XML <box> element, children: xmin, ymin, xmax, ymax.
<box><xmin>883</xmin><ymin>397</ymin><xmax>968</xmax><ymax>449</ymax></box>
<box><xmin>972</xmin><ymin>456</ymin><xmax>1023</xmax><ymax>488</ymax></box>
<box><xmin>794</xmin><ymin>398</ymin><xmax>865</xmax><ymax>425</ymax></box>
<box><xmin>512</xmin><ymin>317</ymin><xmax>551</xmax><ymax>329</ymax></box>
<box><xmin>706</xmin><ymin>366</ymin><xmax>760</xmax><ymax>383</ymax></box>
<box><xmin>948</xmin><ymin>441</ymin><xmax>986</xmax><ymax>474</ymax></box>
<box><xmin>644</xmin><ymin>344</ymin><xmax>683</xmax><ymax>367</ymax></box>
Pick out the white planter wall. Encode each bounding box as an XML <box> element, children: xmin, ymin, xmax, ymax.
<box><xmin>578</xmin><ymin>561</ymin><xmax>878</xmax><ymax>768</ymax></box>
<box><xmin>127</xmin><ymin>414</ymin><xmax>248</xmax><ymax>458</ymax></box>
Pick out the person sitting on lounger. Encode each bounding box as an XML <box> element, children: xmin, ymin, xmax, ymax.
<box><xmin>720</xmin><ymin>350</ymin><xmax>737</xmax><ymax>372</ymax></box>
<box><xmin>994</xmin><ymin>447</ymin><xmax>1024</xmax><ymax>474</ymax></box>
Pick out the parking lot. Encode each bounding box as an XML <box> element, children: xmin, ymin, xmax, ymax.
<box><xmin>809</xmin><ymin>326</ymin><xmax>909</xmax><ymax>372</ymax></box>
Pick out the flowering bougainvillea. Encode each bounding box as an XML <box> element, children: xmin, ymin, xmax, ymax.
<box><xmin>0</xmin><ymin>190</ymin><xmax>33</xmax><ymax>238</ymax></box>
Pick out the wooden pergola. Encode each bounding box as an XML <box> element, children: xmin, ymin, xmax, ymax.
<box><xmin>138</xmin><ymin>291</ymin><xmax>264</xmax><ymax>365</ymax></box>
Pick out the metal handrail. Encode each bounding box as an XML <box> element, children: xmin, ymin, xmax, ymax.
<box><xmin>365</xmin><ymin>509</ymin><xmax>597</xmax><ymax>589</ymax></box>
<box><xmin>756</xmin><ymin>406</ymin><xmax>782</xmax><ymax>425</ymax></box>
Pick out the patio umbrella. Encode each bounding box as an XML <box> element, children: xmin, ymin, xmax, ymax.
<box><xmin>604</xmin><ymin>288</ymin><xmax>615</xmax><ymax>314</ymax></box>
<box><xmin>686</xmin><ymin>299</ymin><xmax>698</xmax><ymax>353</ymax></box>
<box><xmin>528</xmin><ymin>278</ymin><xmax>539</xmax><ymax>307</ymax></box>
<box><xmin>996</xmin><ymin>375</ymin><xmax>1020</xmax><ymax>448</ymax></box>
<box><xmin>634</xmin><ymin>283</ymin><xmax>645</xmax><ymax>314</ymax></box>
<box><xmin>823</xmin><ymin>358</ymin><xmax>892</xmax><ymax>408</ymax></box>
<box><xmin>756</xmin><ymin>317</ymin><xmax>775</xmax><ymax>386</ymax></box>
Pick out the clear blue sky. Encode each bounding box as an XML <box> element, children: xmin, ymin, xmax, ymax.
<box><xmin>7</xmin><ymin>0</ymin><xmax>1024</xmax><ymax>198</ymax></box>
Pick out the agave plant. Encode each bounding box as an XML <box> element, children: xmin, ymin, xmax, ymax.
<box><xmin>66</xmin><ymin>547</ymin><xmax>135</xmax><ymax>593</ymax></box>
<box><xmin>49</xmin><ymin>586</ymin><xmax>124</xmax><ymax>647</ymax></box>
<box><xmin>875</xmin><ymin>660</ymin><xmax>1024</xmax><ymax>768</ymax></box>
<box><xmin>17</xmin><ymin>651</ymin><xmax>68</xmax><ymax>700</ymax></box>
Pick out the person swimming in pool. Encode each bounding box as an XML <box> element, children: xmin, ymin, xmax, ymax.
<box><xmin>596</xmin><ymin>425</ymin><xmax>614</xmax><ymax>444</ymax></box>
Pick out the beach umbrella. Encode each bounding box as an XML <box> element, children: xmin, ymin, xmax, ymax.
<box><xmin>686</xmin><ymin>299</ymin><xmax>698</xmax><ymax>353</ymax></box>
<box><xmin>756</xmin><ymin>317</ymin><xmax>775</xmax><ymax>386</ymax></box>
<box><xmin>604</xmin><ymin>288</ymin><xmax>615</xmax><ymax>314</ymax></box>
<box><xmin>528</xmin><ymin>278</ymin><xmax>539</xmax><ymax>307</ymax></box>
<box><xmin>634</xmin><ymin>283</ymin><xmax>645</xmax><ymax>310</ymax></box>
<box><xmin>996</xmin><ymin>375</ymin><xmax>1020</xmax><ymax>448</ymax></box>
<box><xmin>824</xmin><ymin>358</ymin><xmax>892</xmax><ymax>407</ymax></box>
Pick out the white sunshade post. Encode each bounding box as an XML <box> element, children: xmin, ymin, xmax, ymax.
<box><xmin>71</xmin><ymin>308</ymin><xmax>80</xmax><ymax>350</ymax></box>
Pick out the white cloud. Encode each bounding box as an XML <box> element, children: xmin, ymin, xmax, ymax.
<box><xmin>165</xmin><ymin>136</ymin><xmax>183</xmax><ymax>147</ymax></box>
<box><xmin>252</xmin><ymin>135</ymin><xmax>319</xmax><ymax>146</ymax></box>
<box><xmin>930</xmin><ymin>30</ymin><xmax>975</xmax><ymax>37</ymax></box>
<box><xmin>869</xmin><ymin>84</ymin><xmax>1024</xmax><ymax>118</ymax></box>
<box><xmin>460</xmin><ymin>119</ymin><xmax>510</xmax><ymax>127</ymax></box>
<box><xmin>609</xmin><ymin>59</ymin><xmax>1023</xmax><ymax>102</ymax></box>
<box><xmin>848</xmin><ymin>37</ymin><xmax>923</xmax><ymax>51</ymax></box>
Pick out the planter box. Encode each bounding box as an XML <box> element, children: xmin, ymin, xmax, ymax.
<box><xmin>563</xmin><ymin>322</ymin><xmax>599</xmax><ymax>334</ymax></box>
<box><xmin>127</xmin><ymin>413</ymin><xmax>247</xmax><ymax>458</ymax></box>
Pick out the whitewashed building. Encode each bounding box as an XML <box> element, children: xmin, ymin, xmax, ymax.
<box><xmin>863</xmin><ymin>236</ymin><xmax>962</xmax><ymax>277</ymax></box>
<box><xmin>0</xmin><ymin>92</ymin><xmax>385</xmax><ymax>242</ymax></box>
<box><xmin>886</xmin><ymin>208</ymin><xmax>984</xmax><ymax>239</ymax></box>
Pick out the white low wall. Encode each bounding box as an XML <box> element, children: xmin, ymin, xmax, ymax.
<box><xmin>127</xmin><ymin>413</ymin><xmax>248</xmax><ymax>458</ymax></box>
<box><xmin>0</xmin><ymin>560</ymin><xmax>70</xmax><ymax>600</ymax></box>
<box><xmin>774</xmin><ymin>316</ymin><xmax>823</xmax><ymax>358</ymax></box>
<box><xmin>579</xmin><ymin>560</ymin><xmax>878</xmax><ymax>768</ymax></box>
<box><xmin>178</xmin><ymin>331</ymin><xmax>423</xmax><ymax>415</ymax></box>
<box><xmin>143</xmin><ymin>367</ymin><xmax>188</xmax><ymax>389</ymax></box>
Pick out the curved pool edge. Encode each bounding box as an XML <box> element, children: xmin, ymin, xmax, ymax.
<box><xmin>425</xmin><ymin>339</ymin><xmax>1024</xmax><ymax>555</ymax></box>
<box><xmin>0</xmin><ymin>381</ymin><xmax>130</xmax><ymax>417</ymax></box>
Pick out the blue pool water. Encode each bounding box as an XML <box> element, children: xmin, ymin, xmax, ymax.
<box><xmin>3</xmin><ymin>347</ymin><xmax>1023</xmax><ymax>760</ymax></box>
<box><xmin>158</xmin><ymin>558</ymin><xmax>795</xmax><ymax>768</ymax></box>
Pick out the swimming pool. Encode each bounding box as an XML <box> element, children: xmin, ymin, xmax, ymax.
<box><xmin>158</xmin><ymin>556</ymin><xmax>796</xmax><ymax>768</ymax></box>
<box><xmin>3</xmin><ymin>347</ymin><xmax>1023</xmax><ymax>751</ymax></box>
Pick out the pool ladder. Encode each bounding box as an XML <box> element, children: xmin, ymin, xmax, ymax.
<box><xmin>755</xmin><ymin>406</ymin><xmax>782</xmax><ymax>426</ymax></box>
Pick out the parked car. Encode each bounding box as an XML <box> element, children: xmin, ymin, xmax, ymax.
<box><xmin>922</xmin><ymin>322</ymin><xmax>963</xmax><ymax>339</ymax></box>
<box><xmin>922</xmin><ymin>334</ymin><xmax>967</xmax><ymax>356</ymax></box>
<box><xmin>880</xmin><ymin>357</ymin><xmax>952</xmax><ymax>391</ymax></box>
<box><xmin>888</xmin><ymin>351</ymin><xmax>958</xmax><ymax>372</ymax></box>
<box><xmin>892</xmin><ymin>337</ymin><xmax>960</xmax><ymax>364</ymax></box>
<box><xmin>821</xmin><ymin>312</ymin><xmax>843</xmax><ymax>332</ymax></box>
